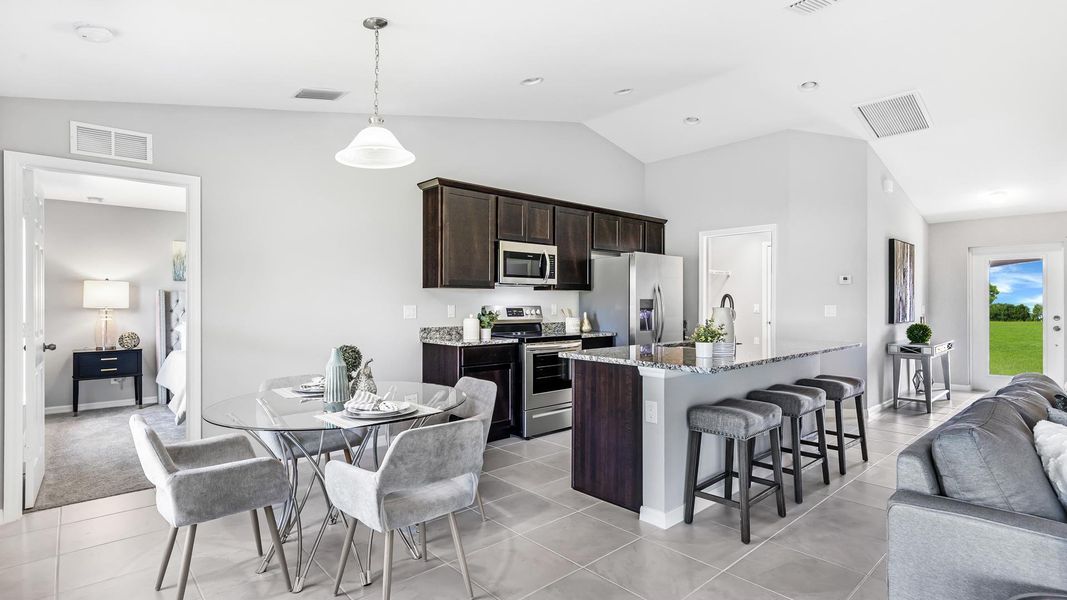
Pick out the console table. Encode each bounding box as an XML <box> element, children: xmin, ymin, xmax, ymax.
<box><xmin>887</xmin><ymin>340</ymin><xmax>953</xmax><ymax>413</ymax></box>
<box><xmin>72</xmin><ymin>348</ymin><xmax>143</xmax><ymax>414</ymax></box>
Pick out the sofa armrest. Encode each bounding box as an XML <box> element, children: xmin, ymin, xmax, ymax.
<box><xmin>888</xmin><ymin>490</ymin><xmax>1067</xmax><ymax>600</ymax></box>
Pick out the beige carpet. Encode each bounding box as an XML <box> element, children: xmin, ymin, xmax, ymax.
<box><xmin>29</xmin><ymin>404</ymin><xmax>185</xmax><ymax>511</ymax></box>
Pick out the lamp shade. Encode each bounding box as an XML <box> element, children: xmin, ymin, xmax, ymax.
<box><xmin>83</xmin><ymin>280</ymin><xmax>129</xmax><ymax>309</ymax></box>
<box><xmin>335</xmin><ymin>124</ymin><xmax>415</xmax><ymax>169</ymax></box>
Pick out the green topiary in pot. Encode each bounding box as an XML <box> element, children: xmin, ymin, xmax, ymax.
<box><xmin>906</xmin><ymin>322</ymin><xmax>932</xmax><ymax>344</ymax></box>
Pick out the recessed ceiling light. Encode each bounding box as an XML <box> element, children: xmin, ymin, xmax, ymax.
<box><xmin>683</xmin><ymin>116</ymin><xmax>701</xmax><ymax>125</ymax></box>
<box><xmin>987</xmin><ymin>190</ymin><xmax>1010</xmax><ymax>200</ymax></box>
<box><xmin>520</xmin><ymin>77</ymin><xmax>544</xmax><ymax>86</ymax></box>
<box><xmin>74</xmin><ymin>24</ymin><xmax>115</xmax><ymax>43</ymax></box>
<box><xmin>87</xmin><ymin>196</ymin><xmax>105</xmax><ymax>203</ymax></box>
<box><xmin>614</xmin><ymin>88</ymin><xmax>634</xmax><ymax>96</ymax></box>
<box><xmin>799</xmin><ymin>81</ymin><xmax>819</xmax><ymax>91</ymax></box>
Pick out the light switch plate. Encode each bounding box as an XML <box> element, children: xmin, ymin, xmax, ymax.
<box><xmin>405</xmin><ymin>393</ymin><xmax>418</xmax><ymax>403</ymax></box>
<box><xmin>447</xmin><ymin>304</ymin><xmax>456</xmax><ymax>318</ymax></box>
<box><xmin>824</xmin><ymin>304</ymin><xmax>838</xmax><ymax>317</ymax></box>
<box><xmin>644</xmin><ymin>401</ymin><xmax>658</xmax><ymax>424</ymax></box>
<box><xmin>753</xmin><ymin>303</ymin><xmax>760</xmax><ymax>314</ymax></box>
<box><xmin>551</xmin><ymin>304</ymin><xmax>558</xmax><ymax>316</ymax></box>
<box><xmin>754</xmin><ymin>336</ymin><xmax>760</xmax><ymax>345</ymax></box>
<box><xmin>403</xmin><ymin>305</ymin><xmax>417</xmax><ymax>319</ymax></box>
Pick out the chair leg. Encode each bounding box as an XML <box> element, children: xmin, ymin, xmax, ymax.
<box><xmin>834</xmin><ymin>400</ymin><xmax>847</xmax><ymax>475</ymax></box>
<box><xmin>790</xmin><ymin>417</ymin><xmax>803</xmax><ymax>504</ymax></box>
<box><xmin>250</xmin><ymin>509</ymin><xmax>263</xmax><ymax>556</ymax></box>
<box><xmin>420</xmin><ymin>521</ymin><xmax>428</xmax><ymax>562</ymax></box>
<box><xmin>683</xmin><ymin>430</ymin><xmax>702</xmax><ymax>524</ymax></box>
<box><xmin>382</xmin><ymin>530</ymin><xmax>395</xmax><ymax>600</ymax></box>
<box><xmin>723</xmin><ymin>437</ymin><xmax>734</xmax><ymax>501</ymax></box>
<box><xmin>343</xmin><ymin>448</ymin><xmax>354</xmax><ymax>464</ymax></box>
<box><xmin>769</xmin><ymin>428</ymin><xmax>787</xmax><ymax>518</ymax></box>
<box><xmin>855</xmin><ymin>394</ymin><xmax>869</xmax><ymax>462</ymax></box>
<box><xmin>155</xmin><ymin>526</ymin><xmax>179</xmax><ymax>591</ymax></box>
<box><xmin>366</xmin><ymin>530</ymin><xmax>374</xmax><ymax>584</ymax></box>
<box><xmin>737</xmin><ymin>436</ymin><xmax>752</xmax><ymax>544</ymax></box>
<box><xmin>333</xmin><ymin>516</ymin><xmax>358</xmax><ymax>596</ymax></box>
<box><xmin>746</xmin><ymin>437</ymin><xmax>756</xmax><ymax>489</ymax></box>
<box><xmin>815</xmin><ymin>408</ymin><xmax>831</xmax><ymax>484</ymax></box>
<box><xmin>176</xmin><ymin>525</ymin><xmax>196</xmax><ymax>600</ymax></box>
<box><xmin>475</xmin><ymin>490</ymin><xmax>487</xmax><ymax>522</ymax></box>
<box><xmin>264</xmin><ymin>506</ymin><xmax>292</xmax><ymax>592</ymax></box>
<box><xmin>448</xmin><ymin>512</ymin><xmax>475</xmax><ymax>599</ymax></box>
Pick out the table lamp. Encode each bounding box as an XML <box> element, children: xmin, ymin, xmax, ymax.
<box><xmin>83</xmin><ymin>279</ymin><xmax>129</xmax><ymax>349</ymax></box>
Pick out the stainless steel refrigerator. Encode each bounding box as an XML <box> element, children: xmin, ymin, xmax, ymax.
<box><xmin>580</xmin><ymin>252</ymin><xmax>684</xmax><ymax>345</ymax></box>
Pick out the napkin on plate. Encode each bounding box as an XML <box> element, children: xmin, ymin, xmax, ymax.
<box><xmin>346</xmin><ymin>390</ymin><xmax>386</xmax><ymax>411</ymax></box>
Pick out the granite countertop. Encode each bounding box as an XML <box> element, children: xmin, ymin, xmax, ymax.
<box><xmin>560</xmin><ymin>341</ymin><xmax>863</xmax><ymax>375</ymax></box>
<box><xmin>420</xmin><ymin>324</ymin><xmax>615</xmax><ymax>347</ymax></box>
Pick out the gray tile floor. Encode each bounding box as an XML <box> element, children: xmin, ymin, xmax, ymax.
<box><xmin>0</xmin><ymin>392</ymin><xmax>980</xmax><ymax>600</ymax></box>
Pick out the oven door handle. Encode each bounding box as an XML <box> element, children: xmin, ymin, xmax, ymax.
<box><xmin>525</xmin><ymin>342</ymin><xmax>583</xmax><ymax>354</ymax></box>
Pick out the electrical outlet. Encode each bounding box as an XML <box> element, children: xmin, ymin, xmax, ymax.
<box><xmin>838</xmin><ymin>275</ymin><xmax>852</xmax><ymax>285</ymax></box>
<box><xmin>824</xmin><ymin>304</ymin><xmax>838</xmax><ymax>317</ymax></box>
<box><xmin>447</xmin><ymin>304</ymin><xmax>456</xmax><ymax>318</ymax></box>
<box><xmin>402</xmin><ymin>305</ymin><xmax>417</xmax><ymax>319</ymax></box>
<box><xmin>405</xmin><ymin>393</ymin><xmax>418</xmax><ymax>403</ymax></box>
<box><xmin>551</xmin><ymin>304</ymin><xmax>558</xmax><ymax>316</ymax></box>
<box><xmin>644</xmin><ymin>401</ymin><xmax>658</xmax><ymax>424</ymax></box>
<box><xmin>753</xmin><ymin>303</ymin><xmax>760</xmax><ymax>314</ymax></box>
<box><xmin>754</xmin><ymin>336</ymin><xmax>760</xmax><ymax>345</ymax></box>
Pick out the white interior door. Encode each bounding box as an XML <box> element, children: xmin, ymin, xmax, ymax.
<box><xmin>22</xmin><ymin>171</ymin><xmax>47</xmax><ymax>509</ymax></box>
<box><xmin>970</xmin><ymin>244</ymin><xmax>1065</xmax><ymax>391</ymax></box>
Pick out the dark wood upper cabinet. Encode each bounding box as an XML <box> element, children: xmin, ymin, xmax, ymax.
<box><xmin>644</xmin><ymin>221</ymin><xmax>665</xmax><ymax>254</ymax></box>
<box><xmin>497</xmin><ymin>196</ymin><xmax>554</xmax><ymax>244</ymax></box>
<box><xmin>619</xmin><ymin>217</ymin><xmax>645</xmax><ymax>252</ymax></box>
<box><xmin>423</xmin><ymin>186</ymin><xmax>496</xmax><ymax>288</ymax></box>
<box><xmin>554</xmin><ymin>207</ymin><xmax>592</xmax><ymax>290</ymax></box>
<box><xmin>593</xmin><ymin>213</ymin><xmax>645</xmax><ymax>252</ymax></box>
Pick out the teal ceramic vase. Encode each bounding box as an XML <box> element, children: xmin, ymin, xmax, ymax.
<box><xmin>323</xmin><ymin>348</ymin><xmax>348</xmax><ymax>412</ymax></box>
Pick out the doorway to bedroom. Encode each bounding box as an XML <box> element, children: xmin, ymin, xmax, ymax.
<box><xmin>3</xmin><ymin>152</ymin><xmax>201</xmax><ymax>520</ymax></box>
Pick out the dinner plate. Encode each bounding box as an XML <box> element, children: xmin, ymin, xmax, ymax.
<box><xmin>344</xmin><ymin>401</ymin><xmax>417</xmax><ymax>419</ymax></box>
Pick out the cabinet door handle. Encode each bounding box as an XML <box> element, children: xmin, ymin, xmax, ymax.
<box><xmin>100</xmin><ymin>368</ymin><xmax>118</xmax><ymax>372</ymax></box>
<box><xmin>100</xmin><ymin>357</ymin><xmax>118</xmax><ymax>361</ymax></box>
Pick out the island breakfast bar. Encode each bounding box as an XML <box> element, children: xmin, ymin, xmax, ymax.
<box><xmin>560</xmin><ymin>341</ymin><xmax>865</xmax><ymax>529</ymax></box>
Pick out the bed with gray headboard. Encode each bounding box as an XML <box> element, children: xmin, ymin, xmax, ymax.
<box><xmin>156</xmin><ymin>289</ymin><xmax>188</xmax><ymax>424</ymax></box>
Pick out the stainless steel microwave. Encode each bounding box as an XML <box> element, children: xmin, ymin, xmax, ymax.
<box><xmin>497</xmin><ymin>241</ymin><xmax>558</xmax><ymax>286</ymax></box>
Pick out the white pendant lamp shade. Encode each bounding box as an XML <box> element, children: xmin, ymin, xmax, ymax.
<box><xmin>335</xmin><ymin>121</ymin><xmax>415</xmax><ymax>169</ymax></box>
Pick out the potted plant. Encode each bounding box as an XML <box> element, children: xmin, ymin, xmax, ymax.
<box><xmin>478</xmin><ymin>308</ymin><xmax>499</xmax><ymax>342</ymax></box>
<box><xmin>906</xmin><ymin>322</ymin><xmax>932</xmax><ymax>344</ymax></box>
<box><xmin>691</xmin><ymin>319</ymin><xmax>728</xmax><ymax>358</ymax></box>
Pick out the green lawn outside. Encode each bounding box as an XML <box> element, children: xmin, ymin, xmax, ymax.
<box><xmin>990</xmin><ymin>320</ymin><xmax>1043</xmax><ymax>375</ymax></box>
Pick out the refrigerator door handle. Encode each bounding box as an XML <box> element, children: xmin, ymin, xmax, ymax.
<box><xmin>654</xmin><ymin>285</ymin><xmax>664</xmax><ymax>342</ymax></box>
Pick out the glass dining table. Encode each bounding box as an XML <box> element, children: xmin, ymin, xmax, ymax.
<box><xmin>203</xmin><ymin>379</ymin><xmax>466</xmax><ymax>593</ymax></box>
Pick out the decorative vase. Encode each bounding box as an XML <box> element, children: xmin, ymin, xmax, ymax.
<box><xmin>695</xmin><ymin>342</ymin><xmax>714</xmax><ymax>358</ymax></box>
<box><xmin>118</xmin><ymin>331</ymin><xmax>140</xmax><ymax>349</ymax></box>
<box><xmin>480</xmin><ymin>328</ymin><xmax>492</xmax><ymax>342</ymax></box>
<box><xmin>338</xmin><ymin>345</ymin><xmax>363</xmax><ymax>382</ymax></box>
<box><xmin>351</xmin><ymin>358</ymin><xmax>377</xmax><ymax>395</ymax></box>
<box><xmin>581</xmin><ymin>312</ymin><xmax>593</xmax><ymax>333</ymax></box>
<box><xmin>462</xmin><ymin>315</ymin><xmax>479</xmax><ymax>342</ymax></box>
<box><xmin>323</xmin><ymin>348</ymin><xmax>348</xmax><ymax>412</ymax></box>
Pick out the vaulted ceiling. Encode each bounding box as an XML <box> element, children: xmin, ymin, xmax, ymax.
<box><xmin>2</xmin><ymin>0</ymin><xmax>1065</xmax><ymax>222</ymax></box>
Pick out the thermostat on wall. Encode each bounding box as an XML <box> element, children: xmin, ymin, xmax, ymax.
<box><xmin>838</xmin><ymin>275</ymin><xmax>852</xmax><ymax>285</ymax></box>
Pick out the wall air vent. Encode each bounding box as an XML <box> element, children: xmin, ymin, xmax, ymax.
<box><xmin>294</xmin><ymin>88</ymin><xmax>347</xmax><ymax>101</ymax></box>
<box><xmin>854</xmin><ymin>91</ymin><xmax>932</xmax><ymax>139</ymax></box>
<box><xmin>70</xmin><ymin>121</ymin><xmax>153</xmax><ymax>163</ymax></box>
<box><xmin>786</xmin><ymin>0</ymin><xmax>840</xmax><ymax>15</ymax></box>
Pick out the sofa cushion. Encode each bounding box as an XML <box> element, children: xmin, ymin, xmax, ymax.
<box><xmin>932</xmin><ymin>398</ymin><xmax>1066</xmax><ymax>521</ymax></box>
<box><xmin>995</xmin><ymin>384</ymin><xmax>1054</xmax><ymax>429</ymax></box>
<box><xmin>1011</xmin><ymin>374</ymin><xmax>1067</xmax><ymax>410</ymax></box>
<box><xmin>1034</xmin><ymin>420</ymin><xmax>1067</xmax><ymax>511</ymax></box>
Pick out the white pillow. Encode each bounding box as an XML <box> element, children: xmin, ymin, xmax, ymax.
<box><xmin>1033</xmin><ymin>420</ymin><xmax>1067</xmax><ymax>509</ymax></box>
<box><xmin>172</xmin><ymin>321</ymin><xmax>187</xmax><ymax>351</ymax></box>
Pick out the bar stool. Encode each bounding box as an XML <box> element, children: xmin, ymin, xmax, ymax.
<box><xmin>795</xmin><ymin>375</ymin><xmax>868</xmax><ymax>475</ymax></box>
<box><xmin>746</xmin><ymin>385</ymin><xmax>831</xmax><ymax>504</ymax></box>
<box><xmin>684</xmin><ymin>398</ymin><xmax>786</xmax><ymax>544</ymax></box>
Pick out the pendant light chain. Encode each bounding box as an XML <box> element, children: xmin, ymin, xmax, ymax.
<box><xmin>372</xmin><ymin>28</ymin><xmax>381</xmax><ymax>121</ymax></box>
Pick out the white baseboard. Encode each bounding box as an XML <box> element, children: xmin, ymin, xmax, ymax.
<box><xmin>46</xmin><ymin>396</ymin><xmax>159</xmax><ymax>415</ymax></box>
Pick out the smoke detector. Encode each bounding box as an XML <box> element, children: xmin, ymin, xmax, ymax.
<box><xmin>74</xmin><ymin>24</ymin><xmax>115</xmax><ymax>43</ymax></box>
<box><xmin>854</xmin><ymin>91</ymin><xmax>932</xmax><ymax>139</ymax></box>
<box><xmin>785</xmin><ymin>0</ymin><xmax>840</xmax><ymax>16</ymax></box>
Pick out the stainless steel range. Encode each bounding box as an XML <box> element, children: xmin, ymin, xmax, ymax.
<box><xmin>485</xmin><ymin>304</ymin><xmax>581</xmax><ymax>438</ymax></box>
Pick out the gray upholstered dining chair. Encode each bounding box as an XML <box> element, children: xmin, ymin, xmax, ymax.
<box><xmin>129</xmin><ymin>415</ymin><xmax>292</xmax><ymax>600</ymax></box>
<box><xmin>326</xmin><ymin>419</ymin><xmax>484</xmax><ymax>600</ymax></box>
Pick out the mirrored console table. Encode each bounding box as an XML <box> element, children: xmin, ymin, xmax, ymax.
<box><xmin>887</xmin><ymin>340</ymin><xmax>953</xmax><ymax>413</ymax></box>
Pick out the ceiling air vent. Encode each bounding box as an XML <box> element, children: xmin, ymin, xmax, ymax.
<box><xmin>854</xmin><ymin>91</ymin><xmax>932</xmax><ymax>139</ymax></box>
<box><xmin>786</xmin><ymin>0</ymin><xmax>840</xmax><ymax>15</ymax></box>
<box><xmin>69</xmin><ymin>121</ymin><xmax>153</xmax><ymax>163</ymax></box>
<box><xmin>294</xmin><ymin>88</ymin><xmax>347</xmax><ymax>101</ymax></box>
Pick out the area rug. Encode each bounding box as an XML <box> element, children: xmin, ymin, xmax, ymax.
<box><xmin>28</xmin><ymin>404</ymin><xmax>185</xmax><ymax>512</ymax></box>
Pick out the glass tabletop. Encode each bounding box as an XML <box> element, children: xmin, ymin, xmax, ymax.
<box><xmin>203</xmin><ymin>380</ymin><xmax>465</xmax><ymax>432</ymax></box>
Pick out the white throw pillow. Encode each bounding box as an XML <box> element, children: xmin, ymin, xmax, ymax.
<box><xmin>1033</xmin><ymin>420</ymin><xmax>1067</xmax><ymax>509</ymax></box>
<box><xmin>172</xmin><ymin>321</ymin><xmax>186</xmax><ymax>351</ymax></box>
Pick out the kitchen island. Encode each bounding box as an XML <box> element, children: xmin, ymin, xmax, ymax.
<box><xmin>560</xmin><ymin>340</ymin><xmax>864</xmax><ymax>529</ymax></box>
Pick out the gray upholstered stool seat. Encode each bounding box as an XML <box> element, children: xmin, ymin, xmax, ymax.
<box><xmin>795</xmin><ymin>374</ymin><xmax>869</xmax><ymax>475</ymax></box>
<box><xmin>684</xmin><ymin>399</ymin><xmax>786</xmax><ymax>544</ymax></box>
<box><xmin>745</xmin><ymin>384</ymin><xmax>830</xmax><ymax>503</ymax></box>
<box><xmin>688</xmin><ymin>398</ymin><xmax>782</xmax><ymax>439</ymax></box>
<box><xmin>747</xmin><ymin>384</ymin><xmax>826</xmax><ymax>416</ymax></box>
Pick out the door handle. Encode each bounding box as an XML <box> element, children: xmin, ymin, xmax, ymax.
<box><xmin>43</xmin><ymin>343</ymin><xmax>56</xmax><ymax>351</ymax></box>
<box><xmin>653</xmin><ymin>285</ymin><xmax>664</xmax><ymax>342</ymax></box>
<box><xmin>541</xmin><ymin>251</ymin><xmax>550</xmax><ymax>281</ymax></box>
<box><xmin>1055</xmin><ymin>325</ymin><xmax>1063</xmax><ymax>332</ymax></box>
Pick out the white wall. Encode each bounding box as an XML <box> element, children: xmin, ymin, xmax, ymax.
<box><xmin>865</xmin><ymin>149</ymin><xmax>929</xmax><ymax>403</ymax></box>
<box><xmin>929</xmin><ymin>211</ymin><xmax>1067</xmax><ymax>388</ymax></box>
<box><xmin>43</xmin><ymin>199</ymin><xmax>186</xmax><ymax>409</ymax></box>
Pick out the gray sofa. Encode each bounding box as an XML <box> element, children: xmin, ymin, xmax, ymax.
<box><xmin>888</xmin><ymin>373</ymin><xmax>1067</xmax><ymax>600</ymax></box>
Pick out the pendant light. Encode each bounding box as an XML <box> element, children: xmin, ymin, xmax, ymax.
<box><xmin>335</xmin><ymin>17</ymin><xmax>415</xmax><ymax>169</ymax></box>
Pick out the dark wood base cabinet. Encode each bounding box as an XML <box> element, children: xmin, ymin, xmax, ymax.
<box><xmin>422</xmin><ymin>344</ymin><xmax>520</xmax><ymax>442</ymax></box>
<box><xmin>571</xmin><ymin>360</ymin><xmax>643</xmax><ymax>512</ymax></box>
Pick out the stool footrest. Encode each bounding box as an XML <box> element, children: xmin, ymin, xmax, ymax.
<box><xmin>803</xmin><ymin>437</ymin><xmax>863</xmax><ymax>452</ymax></box>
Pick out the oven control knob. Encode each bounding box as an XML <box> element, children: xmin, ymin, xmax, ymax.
<box><xmin>534</xmin><ymin>308</ymin><xmax>541</xmax><ymax>315</ymax></box>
